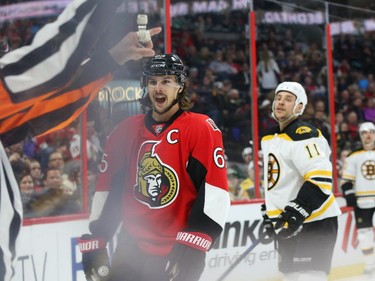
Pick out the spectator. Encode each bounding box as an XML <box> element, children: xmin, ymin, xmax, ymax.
<box><xmin>227</xmin><ymin>167</ymin><xmax>244</xmax><ymax>201</ymax></box>
<box><xmin>337</xmin><ymin>89</ymin><xmax>351</xmax><ymax>114</ymax></box>
<box><xmin>363</xmin><ymin>97</ymin><xmax>375</xmax><ymax>122</ymax></box>
<box><xmin>337</xmin><ymin>148</ymin><xmax>351</xmax><ymax>179</ymax></box>
<box><xmin>29</xmin><ymin>159</ymin><xmax>43</xmax><ymax>192</ymax></box>
<box><xmin>231</xmin><ymin>62</ymin><xmax>250</xmax><ymax>93</ymax></box>
<box><xmin>18</xmin><ymin>173</ymin><xmax>34</xmax><ymax>217</ymax></box>
<box><xmin>223</xmin><ymin>88</ymin><xmax>246</xmax><ymax>142</ymax></box>
<box><xmin>27</xmin><ymin>168</ymin><xmax>80</xmax><ymax>217</ymax></box>
<box><xmin>257</xmin><ymin>48</ymin><xmax>281</xmax><ymax>97</ymax></box>
<box><xmin>208</xmin><ymin>50</ymin><xmax>238</xmax><ymax>80</ymax></box>
<box><xmin>48</xmin><ymin>150</ymin><xmax>76</xmax><ymax>195</ymax></box>
<box><xmin>239</xmin><ymin>159</ymin><xmax>264</xmax><ymax>199</ymax></box>
<box><xmin>314</xmin><ymin>99</ymin><xmax>327</xmax><ymax>115</ymax></box>
<box><xmin>6</xmin><ymin>141</ymin><xmax>30</xmax><ymax>180</ymax></box>
<box><xmin>259</xmin><ymin>99</ymin><xmax>278</xmax><ymax>137</ymax></box>
<box><xmin>347</xmin><ymin>110</ymin><xmax>361</xmax><ymax>143</ymax></box>
<box><xmin>335</xmin><ymin>112</ymin><xmax>345</xmax><ymax>133</ymax></box>
<box><xmin>310</xmin><ymin>111</ymin><xmax>331</xmax><ymax>144</ymax></box>
<box><xmin>241</xmin><ymin>147</ymin><xmax>253</xmax><ymax>167</ymax></box>
<box><xmin>337</xmin><ymin>121</ymin><xmax>354</xmax><ymax>151</ymax></box>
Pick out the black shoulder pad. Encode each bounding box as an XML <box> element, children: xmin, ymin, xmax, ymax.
<box><xmin>284</xmin><ymin>120</ymin><xmax>320</xmax><ymax>141</ymax></box>
<box><xmin>261</xmin><ymin>126</ymin><xmax>279</xmax><ymax>139</ymax></box>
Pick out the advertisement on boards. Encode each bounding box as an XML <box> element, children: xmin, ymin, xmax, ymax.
<box><xmin>13</xmin><ymin>201</ymin><xmax>363</xmax><ymax>281</ymax></box>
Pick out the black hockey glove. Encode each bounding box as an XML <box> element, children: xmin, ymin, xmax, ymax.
<box><xmin>261</xmin><ymin>204</ymin><xmax>276</xmax><ymax>239</ymax></box>
<box><xmin>78</xmin><ymin>234</ymin><xmax>110</xmax><ymax>281</ymax></box>
<box><xmin>165</xmin><ymin>231</ymin><xmax>209</xmax><ymax>281</ymax></box>
<box><xmin>275</xmin><ymin>199</ymin><xmax>312</xmax><ymax>239</ymax></box>
<box><xmin>342</xmin><ymin>181</ymin><xmax>357</xmax><ymax>207</ymax></box>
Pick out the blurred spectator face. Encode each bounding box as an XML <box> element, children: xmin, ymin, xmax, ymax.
<box><xmin>302</xmin><ymin>103</ymin><xmax>314</xmax><ymax>120</ymax></box>
<box><xmin>242</xmin><ymin>147</ymin><xmax>253</xmax><ymax>164</ymax></box>
<box><xmin>347</xmin><ymin>111</ymin><xmax>358</xmax><ymax>125</ymax></box>
<box><xmin>340</xmin><ymin>90</ymin><xmax>350</xmax><ymax>100</ymax></box>
<box><xmin>314</xmin><ymin>111</ymin><xmax>327</xmax><ymax>121</ymax></box>
<box><xmin>214</xmin><ymin>50</ymin><xmax>223</xmax><ymax>61</ymax></box>
<box><xmin>352</xmin><ymin>97</ymin><xmax>363</xmax><ymax>108</ymax></box>
<box><xmin>222</xmin><ymin>80</ymin><xmax>232</xmax><ymax>92</ymax></box>
<box><xmin>9</xmin><ymin>142</ymin><xmax>23</xmax><ymax>154</ymax></box>
<box><xmin>19</xmin><ymin>175</ymin><xmax>34</xmax><ymax>194</ymax></box>
<box><xmin>202</xmin><ymin>75</ymin><xmax>211</xmax><ymax>86</ymax></box>
<box><xmin>227</xmin><ymin>89</ymin><xmax>240</xmax><ymax>105</ymax></box>
<box><xmin>335</xmin><ymin>112</ymin><xmax>344</xmax><ymax>124</ymax></box>
<box><xmin>188</xmin><ymin>67</ymin><xmax>199</xmax><ymax>80</ymax></box>
<box><xmin>30</xmin><ymin>161</ymin><xmax>42</xmax><ymax>179</ymax></box>
<box><xmin>339</xmin><ymin>122</ymin><xmax>349</xmax><ymax>132</ymax></box>
<box><xmin>365</xmin><ymin>98</ymin><xmax>375</xmax><ymax>108</ymax></box>
<box><xmin>315</xmin><ymin>100</ymin><xmax>325</xmax><ymax>112</ymax></box>
<box><xmin>199</xmin><ymin>47</ymin><xmax>210</xmax><ymax>58</ymax></box>
<box><xmin>44</xmin><ymin>169</ymin><xmax>62</xmax><ymax>190</ymax></box>
<box><xmin>227</xmin><ymin>168</ymin><xmax>240</xmax><ymax>189</ymax></box>
<box><xmin>48</xmin><ymin>152</ymin><xmax>64</xmax><ymax>170</ymax></box>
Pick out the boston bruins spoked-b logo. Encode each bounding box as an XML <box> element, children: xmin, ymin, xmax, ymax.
<box><xmin>134</xmin><ymin>141</ymin><xmax>179</xmax><ymax>208</ymax></box>
<box><xmin>361</xmin><ymin>160</ymin><xmax>375</xmax><ymax>180</ymax></box>
<box><xmin>267</xmin><ymin>153</ymin><xmax>280</xmax><ymax>191</ymax></box>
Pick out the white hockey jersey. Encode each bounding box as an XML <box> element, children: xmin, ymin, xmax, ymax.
<box><xmin>342</xmin><ymin>149</ymin><xmax>375</xmax><ymax>208</ymax></box>
<box><xmin>261</xmin><ymin>119</ymin><xmax>341</xmax><ymax>222</ymax></box>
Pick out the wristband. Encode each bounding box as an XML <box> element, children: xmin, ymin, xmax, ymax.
<box><xmin>175</xmin><ymin>231</ymin><xmax>212</xmax><ymax>252</ymax></box>
<box><xmin>78</xmin><ymin>237</ymin><xmax>107</xmax><ymax>253</ymax></box>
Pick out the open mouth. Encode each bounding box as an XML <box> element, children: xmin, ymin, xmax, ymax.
<box><xmin>155</xmin><ymin>96</ymin><xmax>166</xmax><ymax>105</ymax></box>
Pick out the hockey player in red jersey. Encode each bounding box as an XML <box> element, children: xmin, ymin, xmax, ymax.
<box><xmin>0</xmin><ymin>1</ymin><xmax>161</xmax><ymax>280</ymax></box>
<box><xmin>341</xmin><ymin>121</ymin><xmax>375</xmax><ymax>277</ymax></box>
<box><xmin>261</xmin><ymin>81</ymin><xmax>341</xmax><ymax>281</ymax></box>
<box><xmin>79</xmin><ymin>54</ymin><xmax>231</xmax><ymax>281</ymax></box>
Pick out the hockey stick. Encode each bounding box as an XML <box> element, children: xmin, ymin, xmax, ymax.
<box><xmin>216</xmin><ymin>204</ymin><xmax>274</xmax><ymax>281</ymax></box>
<box><xmin>215</xmin><ymin>238</ymin><xmax>261</xmax><ymax>281</ymax></box>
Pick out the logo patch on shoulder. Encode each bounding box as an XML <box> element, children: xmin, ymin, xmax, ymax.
<box><xmin>295</xmin><ymin>126</ymin><xmax>311</xmax><ymax>134</ymax></box>
<box><xmin>206</xmin><ymin>118</ymin><xmax>220</xmax><ymax>131</ymax></box>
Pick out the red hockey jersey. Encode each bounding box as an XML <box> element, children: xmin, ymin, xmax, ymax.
<box><xmin>94</xmin><ymin>110</ymin><xmax>230</xmax><ymax>255</ymax></box>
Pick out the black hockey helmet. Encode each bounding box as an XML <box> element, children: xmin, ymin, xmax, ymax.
<box><xmin>140</xmin><ymin>54</ymin><xmax>187</xmax><ymax>88</ymax></box>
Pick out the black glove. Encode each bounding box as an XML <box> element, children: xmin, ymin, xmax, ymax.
<box><xmin>261</xmin><ymin>204</ymin><xmax>276</xmax><ymax>238</ymax></box>
<box><xmin>275</xmin><ymin>199</ymin><xmax>312</xmax><ymax>239</ymax></box>
<box><xmin>165</xmin><ymin>231</ymin><xmax>209</xmax><ymax>281</ymax></box>
<box><xmin>78</xmin><ymin>234</ymin><xmax>110</xmax><ymax>281</ymax></box>
<box><xmin>342</xmin><ymin>181</ymin><xmax>357</xmax><ymax>207</ymax></box>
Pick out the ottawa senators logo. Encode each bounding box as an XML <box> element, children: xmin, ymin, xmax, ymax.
<box><xmin>134</xmin><ymin>141</ymin><xmax>179</xmax><ymax>208</ymax></box>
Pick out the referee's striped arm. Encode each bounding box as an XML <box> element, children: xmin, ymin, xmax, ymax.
<box><xmin>0</xmin><ymin>0</ymin><xmax>121</xmax><ymax>146</ymax></box>
<box><xmin>0</xmin><ymin>141</ymin><xmax>22</xmax><ymax>281</ymax></box>
<box><xmin>0</xmin><ymin>1</ymin><xmax>124</xmax><ymax>280</ymax></box>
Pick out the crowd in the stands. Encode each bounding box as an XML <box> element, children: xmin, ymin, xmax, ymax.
<box><xmin>1</xmin><ymin>7</ymin><xmax>374</xmax><ymax>211</ymax></box>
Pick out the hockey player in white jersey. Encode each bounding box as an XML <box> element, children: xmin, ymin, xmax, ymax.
<box><xmin>261</xmin><ymin>81</ymin><xmax>341</xmax><ymax>281</ymax></box>
<box><xmin>341</xmin><ymin>121</ymin><xmax>375</xmax><ymax>277</ymax></box>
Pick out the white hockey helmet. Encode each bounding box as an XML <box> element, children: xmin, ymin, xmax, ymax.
<box><xmin>274</xmin><ymin>81</ymin><xmax>308</xmax><ymax>116</ymax></box>
<box><xmin>359</xmin><ymin>122</ymin><xmax>375</xmax><ymax>133</ymax></box>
